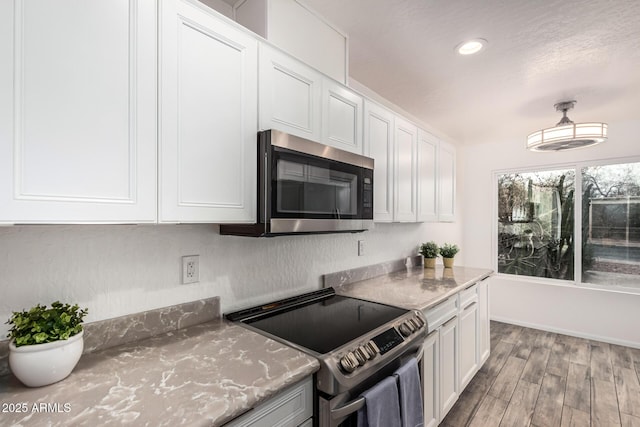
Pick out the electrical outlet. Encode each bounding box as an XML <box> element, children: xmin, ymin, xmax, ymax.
<box><xmin>182</xmin><ymin>255</ymin><xmax>199</xmax><ymax>284</ymax></box>
<box><xmin>358</xmin><ymin>240</ymin><xmax>365</xmax><ymax>256</ymax></box>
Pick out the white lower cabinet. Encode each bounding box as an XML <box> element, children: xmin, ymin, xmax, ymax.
<box><xmin>422</xmin><ymin>278</ymin><xmax>491</xmax><ymax>424</ymax></box>
<box><xmin>224</xmin><ymin>377</ymin><xmax>313</xmax><ymax>427</ymax></box>
<box><xmin>478</xmin><ymin>277</ymin><xmax>491</xmax><ymax>364</ymax></box>
<box><xmin>439</xmin><ymin>316</ymin><xmax>459</xmax><ymax>418</ymax></box>
<box><xmin>459</xmin><ymin>298</ymin><xmax>479</xmax><ymax>390</ymax></box>
<box><xmin>422</xmin><ymin>330</ymin><xmax>440</xmax><ymax>427</ymax></box>
<box><xmin>159</xmin><ymin>0</ymin><xmax>258</xmax><ymax>223</ymax></box>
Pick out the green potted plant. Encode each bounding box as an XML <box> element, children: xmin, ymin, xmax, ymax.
<box><xmin>439</xmin><ymin>243</ymin><xmax>460</xmax><ymax>268</ymax></box>
<box><xmin>419</xmin><ymin>241</ymin><xmax>439</xmax><ymax>268</ymax></box>
<box><xmin>6</xmin><ymin>301</ymin><xmax>88</xmax><ymax>387</ymax></box>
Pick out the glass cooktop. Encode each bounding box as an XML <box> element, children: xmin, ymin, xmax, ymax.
<box><xmin>239</xmin><ymin>293</ymin><xmax>408</xmax><ymax>354</ymax></box>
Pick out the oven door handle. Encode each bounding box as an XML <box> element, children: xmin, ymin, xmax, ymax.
<box><xmin>331</xmin><ymin>396</ymin><xmax>365</xmax><ymax>420</ymax></box>
<box><xmin>330</xmin><ymin>345</ymin><xmax>425</xmax><ymax>420</ymax></box>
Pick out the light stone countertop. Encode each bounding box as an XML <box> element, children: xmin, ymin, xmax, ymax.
<box><xmin>335</xmin><ymin>265</ymin><xmax>493</xmax><ymax>312</ymax></box>
<box><xmin>0</xmin><ymin>319</ymin><xmax>319</xmax><ymax>426</ymax></box>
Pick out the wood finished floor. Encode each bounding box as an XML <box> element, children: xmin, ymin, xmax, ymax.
<box><xmin>441</xmin><ymin>321</ymin><xmax>640</xmax><ymax>427</ymax></box>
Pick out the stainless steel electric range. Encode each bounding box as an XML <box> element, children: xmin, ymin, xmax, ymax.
<box><xmin>225</xmin><ymin>287</ymin><xmax>427</xmax><ymax>427</ymax></box>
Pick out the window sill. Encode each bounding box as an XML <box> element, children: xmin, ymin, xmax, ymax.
<box><xmin>494</xmin><ymin>272</ymin><xmax>640</xmax><ymax>296</ymax></box>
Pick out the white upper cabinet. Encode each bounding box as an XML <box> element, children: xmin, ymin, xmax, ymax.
<box><xmin>0</xmin><ymin>0</ymin><xmax>157</xmax><ymax>224</ymax></box>
<box><xmin>259</xmin><ymin>44</ymin><xmax>322</xmax><ymax>142</ymax></box>
<box><xmin>235</xmin><ymin>0</ymin><xmax>347</xmax><ymax>83</ymax></box>
<box><xmin>417</xmin><ymin>129</ymin><xmax>439</xmax><ymax>222</ymax></box>
<box><xmin>438</xmin><ymin>140</ymin><xmax>456</xmax><ymax>222</ymax></box>
<box><xmin>394</xmin><ymin>117</ymin><xmax>418</xmax><ymax>222</ymax></box>
<box><xmin>159</xmin><ymin>0</ymin><xmax>257</xmax><ymax>223</ymax></box>
<box><xmin>364</xmin><ymin>101</ymin><xmax>394</xmax><ymax>222</ymax></box>
<box><xmin>322</xmin><ymin>78</ymin><xmax>363</xmax><ymax>154</ymax></box>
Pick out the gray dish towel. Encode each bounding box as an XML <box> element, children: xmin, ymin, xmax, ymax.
<box><xmin>394</xmin><ymin>357</ymin><xmax>424</xmax><ymax>427</ymax></box>
<box><xmin>357</xmin><ymin>376</ymin><xmax>402</xmax><ymax>427</ymax></box>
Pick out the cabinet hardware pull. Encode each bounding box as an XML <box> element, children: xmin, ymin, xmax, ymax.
<box><xmin>442</xmin><ymin>316</ymin><xmax>457</xmax><ymax>328</ymax></box>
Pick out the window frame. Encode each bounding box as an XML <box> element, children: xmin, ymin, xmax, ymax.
<box><xmin>492</xmin><ymin>155</ymin><xmax>640</xmax><ymax>294</ymax></box>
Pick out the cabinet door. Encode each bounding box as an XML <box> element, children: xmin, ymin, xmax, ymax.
<box><xmin>478</xmin><ymin>277</ymin><xmax>491</xmax><ymax>364</ymax></box>
<box><xmin>439</xmin><ymin>316</ymin><xmax>458</xmax><ymax>418</ymax></box>
<box><xmin>438</xmin><ymin>141</ymin><xmax>456</xmax><ymax>222</ymax></box>
<box><xmin>0</xmin><ymin>0</ymin><xmax>157</xmax><ymax>224</ymax></box>
<box><xmin>394</xmin><ymin>117</ymin><xmax>417</xmax><ymax>222</ymax></box>
<box><xmin>459</xmin><ymin>301</ymin><xmax>479</xmax><ymax>389</ymax></box>
<box><xmin>417</xmin><ymin>129</ymin><xmax>438</xmax><ymax>222</ymax></box>
<box><xmin>225</xmin><ymin>377</ymin><xmax>313</xmax><ymax>427</ymax></box>
<box><xmin>364</xmin><ymin>101</ymin><xmax>394</xmax><ymax>222</ymax></box>
<box><xmin>422</xmin><ymin>330</ymin><xmax>440</xmax><ymax>427</ymax></box>
<box><xmin>322</xmin><ymin>78</ymin><xmax>363</xmax><ymax>153</ymax></box>
<box><xmin>259</xmin><ymin>44</ymin><xmax>322</xmax><ymax>142</ymax></box>
<box><xmin>159</xmin><ymin>0</ymin><xmax>257</xmax><ymax>223</ymax></box>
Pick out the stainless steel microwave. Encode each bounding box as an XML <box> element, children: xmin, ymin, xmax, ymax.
<box><xmin>220</xmin><ymin>130</ymin><xmax>374</xmax><ymax>237</ymax></box>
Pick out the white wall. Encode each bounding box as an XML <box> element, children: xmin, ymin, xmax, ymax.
<box><xmin>0</xmin><ymin>221</ymin><xmax>462</xmax><ymax>338</ymax></box>
<box><xmin>461</xmin><ymin>119</ymin><xmax>640</xmax><ymax>347</ymax></box>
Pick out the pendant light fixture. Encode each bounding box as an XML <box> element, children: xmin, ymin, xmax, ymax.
<box><xmin>526</xmin><ymin>101</ymin><xmax>608</xmax><ymax>151</ymax></box>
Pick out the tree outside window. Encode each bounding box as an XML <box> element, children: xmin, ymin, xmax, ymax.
<box><xmin>497</xmin><ymin>169</ymin><xmax>575</xmax><ymax>280</ymax></box>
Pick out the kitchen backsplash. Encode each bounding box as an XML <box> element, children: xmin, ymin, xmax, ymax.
<box><xmin>0</xmin><ymin>221</ymin><xmax>461</xmax><ymax>365</ymax></box>
<box><xmin>323</xmin><ymin>255</ymin><xmax>424</xmax><ymax>288</ymax></box>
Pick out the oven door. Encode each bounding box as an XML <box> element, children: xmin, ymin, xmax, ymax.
<box><xmin>264</xmin><ymin>130</ymin><xmax>373</xmax><ymax>235</ymax></box>
<box><xmin>318</xmin><ymin>345</ymin><xmax>424</xmax><ymax>427</ymax></box>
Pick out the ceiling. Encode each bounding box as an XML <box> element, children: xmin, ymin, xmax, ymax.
<box><xmin>299</xmin><ymin>0</ymin><xmax>640</xmax><ymax>145</ymax></box>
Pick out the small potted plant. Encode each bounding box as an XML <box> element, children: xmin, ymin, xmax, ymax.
<box><xmin>439</xmin><ymin>243</ymin><xmax>460</xmax><ymax>268</ymax></box>
<box><xmin>419</xmin><ymin>241</ymin><xmax>439</xmax><ymax>268</ymax></box>
<box><xmin>6</xmin><ymin>301</ymin><xmax>88</xmax><ymax>387</ymax></box>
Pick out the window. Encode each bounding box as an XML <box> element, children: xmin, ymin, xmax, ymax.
<box><xmin>496</xmin><ymin>160</ymin><xmax>640</xmax><ymax>291</ymax></box>
<box><xmin>582</xmin><ymin>163</ymin><xmax>640</xmax><ymax>288</ymax></box>
<box><xmin>497</xmin><ymin>169</ymin><xmax>575</xmax><ymax>280</ymax></box>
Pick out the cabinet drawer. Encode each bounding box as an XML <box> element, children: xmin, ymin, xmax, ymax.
<box><xmin>459</xmin><ymin>284</ymin><xmax>478</xmax><ymax>309</ymax></box>
<box><xmin>225</xmin><ymin>377</ymin><xmax>313</xmax><ymax>427</ymax></box>
<box><xmin>423</xmin><ymin>295</ymin><xmax>458</xmax><ymax>333</ymax></box>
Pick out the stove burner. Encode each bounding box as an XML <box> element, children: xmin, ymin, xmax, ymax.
<box><xmin>225</xmin><ymin>288</ymin><xmax>426</xmax><ymax>395</ymax></box>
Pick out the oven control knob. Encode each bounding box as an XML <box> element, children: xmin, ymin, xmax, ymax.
<box><xmin>409</xmin><ymin>318</ymin><xmax>421</xmax><ymax>330</ymax></box>
<box><xmin>354</xmin><ymin>347</ymin><xmax>368</xmax><ymax>365</ymax></box>
<box><xmin>399</xmin><ymin>322</ymin><xmax>412</xmax><ymax>337</ymax></box>
<box><xmin>365</xmin><ymin>341</ymin><xmax>379</xmax><ymax>358</ymax></box>
<box><xmin>340</xmin><ymin>352</ymin><xmax>358</xmax><ymax>373</ymax></box>
<box><xmin>358</xmin><ymin>345</ymin><xmax>372</xmax><ymax>360</ymax></box>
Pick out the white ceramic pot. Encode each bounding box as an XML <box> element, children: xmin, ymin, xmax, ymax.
<box><xmin>9</xmin><ymin>330</ymin><xmax>84</xmax><ymax>387</ymax></box>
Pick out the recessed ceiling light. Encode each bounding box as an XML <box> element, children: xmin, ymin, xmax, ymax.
<box><xmin>456</xmin><ymin>38</ymin><xmax>487</xmax><ymax>55</ymax></box>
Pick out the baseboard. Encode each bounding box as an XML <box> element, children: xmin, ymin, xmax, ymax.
<box><xmin>490</xmin><ymin>315</ymin><xmax>640</xmax><ymax>350</ymax></box>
